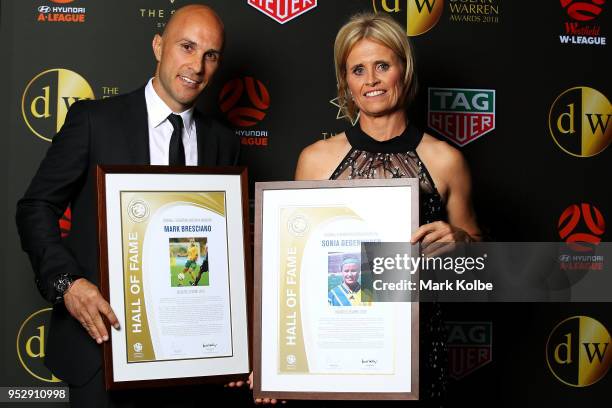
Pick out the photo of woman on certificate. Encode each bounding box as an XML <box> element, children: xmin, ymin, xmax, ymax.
<box><xmin>327</xmin><ymin>254</ymin><xmax>367</xmax><ymax>307</ymax></box>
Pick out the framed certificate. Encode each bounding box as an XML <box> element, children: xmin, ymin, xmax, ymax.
<box><xmin>97</xmin><ymin>165</ymin><xmax>251</xmax><ymax>389</ymax></box>
<box><xmin>253</xmin><ymin>179</ymin><xmax>419</xmax><ymax>400</ymax></box>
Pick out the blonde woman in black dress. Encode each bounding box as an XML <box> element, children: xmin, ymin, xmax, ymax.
<box><xmin>233</xmin><ymin>12</ymin><xmax>482</xmax><ymax>405</ymax></box>
<box><xmin>295</xmin><ymin>13</ymin><xmax>482</xmax><ymax>401</ymax></box>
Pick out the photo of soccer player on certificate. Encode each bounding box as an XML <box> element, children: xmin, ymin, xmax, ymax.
<box><xmin>254</xmin><ymin>179</ymin><xmax>419</xmax><ymax>400</ymax></box>
<box><xmin>97</xmin><ymin>166</ymin><xmax>250</xmax><ymax>389</ymax></box>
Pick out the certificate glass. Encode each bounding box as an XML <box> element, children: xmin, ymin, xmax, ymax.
<box><xmin>97</xmin><ymin>165</ymin><xmax>250</xmax><ymax>389</ymax></box>
<box><xmin>254</xmin><ymin>179</ymin><xmax>419</xmax><ymax>400</ymax></box>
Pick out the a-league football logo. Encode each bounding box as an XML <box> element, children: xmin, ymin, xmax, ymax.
<box><xmin>60</xmin><ymin>207</ymin><xmax>71</xmax><ymax>238</ymax></box>
<box><xmin>219</xmin><ymin>77</ymin><xmax>270</xmax><ymax>127</ymax></box>
<box><xmin>428</xmin><ymin>88</ymin><xmax>495</xmax><ymax>146</ymax></box>
<box><xmin>372</xmin><ymin>0</ymin><xmax>444</xmax><ymax>36</ymax></box>
<box><xmin>558</xmin><ymin>0</ymin><xmax>606</xmax><ymax>45</ymax></box>
<box><xmin>36</xmin><ymin>0</ymin><xmax>86</xmax><ymax>24</ymax></box>
<box><xmin>22</xmin><ymin>68</ymin><xmax>94</xmax><ymax>142</ymax></box>
<box><xmin>549</xmin><ymin>87</ymin><xmax>611</xmax><ymax>157</ymax></box>
<box><xmin>560</xmin><ymin>0</ymin><xmax>606</xmax><ymax>21</ymax></box>
<box><xmin>546</xmin><ymin>315</ymin><xmax>611</xmax><ymax>387</ymax></box>
<box><xmin>558</xmin><ymin>203</ymin><xmax>605</xmax><ymax>252</ymax></box>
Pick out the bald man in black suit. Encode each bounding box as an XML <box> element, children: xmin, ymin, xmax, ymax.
<box><xmin>17</xmin><ymin>5</ymin><xmax>239</xmax><ymax>406</ymax></box>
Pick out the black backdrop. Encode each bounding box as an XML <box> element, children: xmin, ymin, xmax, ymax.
<box><xmin>1</xmin><ymin>0</ymin><xmax>610</xmax><ymax>405</ymax></box>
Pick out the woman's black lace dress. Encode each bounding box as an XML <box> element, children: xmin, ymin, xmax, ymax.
<box><xmin>330</xmin><ymin>123</ymin><xmax>448</xmax><ymax>401</ymax></box>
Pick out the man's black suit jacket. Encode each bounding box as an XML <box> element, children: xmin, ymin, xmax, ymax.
<box><xmin>16</xmin><ymin>87</ymin><xmax>239</xmax><ymax>386</ymax></box>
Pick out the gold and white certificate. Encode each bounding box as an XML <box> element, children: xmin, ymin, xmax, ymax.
<box><xmin>254</xmin><ymin>179</ymin><xmax>419</xmax><ymax>400</ymax></box>
<box><xmin>98</xmin><ymin>166</ymin><xmax>250</xmax><ymax>389</ymax></box>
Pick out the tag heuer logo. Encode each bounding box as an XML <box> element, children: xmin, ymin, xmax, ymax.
<box><xmin>446</xmin><ymin>321</ymin><xmax>492</xmax><ymax>380</ymax></box>
<box><xmin>248</xmin><ymin>0</ymin><xmax>317</xmax><ymax>24</ymax></box>
<box><xmin>428</xmin><ymin>88</ymin><xmax>496</xmax><ymax>146</ymax></box>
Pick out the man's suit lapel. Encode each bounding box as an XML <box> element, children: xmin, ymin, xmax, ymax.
<box><xmin>195</xmin><ymin>111</ymin><xmax>217</xmax><ymax>166</ymax></box>
<box><xmin>121</xmin><ymin>87</ymin><xmax>150</xmax><ymax>165</ymax></box>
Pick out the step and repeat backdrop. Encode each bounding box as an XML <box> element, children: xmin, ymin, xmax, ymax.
<box><xmin>1</xmin><ymin>0</ymin><xmax>610</xmax><ymax>405</ymax></box>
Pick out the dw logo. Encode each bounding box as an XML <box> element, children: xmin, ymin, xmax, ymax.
<box><xmin>373</xmin><ymin>0</ymin><xmax>444</xmax><ymax>36</ymax></box>
<box><xmin>546</xmin><ymin>315</ymin><xmax>611</xmax><ymax>387</ymax></box>
<box><xmin>549</xmin><ymin>87</ymin><xmax>611</xmax><ymax>157</ymax></box>
<box><xmin>16</xmin><ymin>308</ymin><xmax>62</xmax><ymax>383</ymax></box>
<box><xmin>21</xmin><ymin>68</ymin><xmax>94</xmax><ymax>142</ymax></box>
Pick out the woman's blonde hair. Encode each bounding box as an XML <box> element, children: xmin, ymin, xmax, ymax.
<box><xmin>334</xmin><ymin>13</ymin><xmax>417</xmax><ymax>123</ymax></box>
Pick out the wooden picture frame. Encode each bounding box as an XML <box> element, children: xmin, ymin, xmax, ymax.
<box><xmin>253</xmin><ymin>179</ymin><xmax>419</xmax><ymax>400</ymax></box>
<box><xmin>97</xmin><ymin>165</ymin><xmax>251</xmax><ymax>390</ymax></box>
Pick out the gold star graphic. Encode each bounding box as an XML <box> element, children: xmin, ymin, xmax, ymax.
<box><xmin>329</xmin><ymin>95</ymin><xmax>359</xmax><ymax>126</ymax></box>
